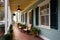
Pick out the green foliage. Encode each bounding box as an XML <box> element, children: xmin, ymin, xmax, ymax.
<box><xmin>17</xmin><ymin>23</ymin><xmax>21</xmax><ymax>26</ymax></box>
<box><xmin>9</xmin><ymin>24</ymin><xmax>13</xmax><ymax>33</ymax></box>
<box><xmin>21</xmin><ymin>25</ymin><xmax>27</xmax><ymax>29</ymax></box>
<box><xmin>0</xmin><ymin>33</ymin><xmax>12</xmax><ymax>40</ymax></box>
<box><xmin>0</xmin><ymin>24</ymin><xmax>13</xmax><ymax>40</ymax></box>
<box><xmin>17</xmin><ymin>23</ymin><xmax>27</xmax><ymax>29</ymax></box>
<box><xmin>30</xmin><ymin>27</ymin><xmax>40</xmax><ymax>36</ymax></box>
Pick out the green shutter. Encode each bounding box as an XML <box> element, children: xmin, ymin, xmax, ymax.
<box><xmin>36</xmin><ymin>7</ymin><xmax>39</xmax><ymax>25</ymax></box>
<box><xmin>50</xmin><ymin>0</ymin><xmax>58</xmax><ymax>29</ymax></box>
<box><xmin>32</xmin><ymin>10</ymin><xmax>33</xmax><ymax>26</ymax></box>
<box><xmin>25</xmin><ymin>13</ymin><xmax>27</xmax><ymax>24</ymax></box>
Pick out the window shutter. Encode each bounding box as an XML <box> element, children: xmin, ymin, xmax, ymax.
<box><xmin>25</xmin><ymin>13</ymin><xmax>27</xmax><ymax>24</ymax></box>
<box><xmin>50</xmin><ymin>0</ymin><xmax>58</xmax><ymax>29</ymax></box>
<box><xmin>32</xmin><ymin>10</ymin><xmax>33</xmax><ymax>26</ymax></box>
<box><xmin>36</xmin><ymin>7</ymin><xmax>39</xmax><ymax>25</ymax></box>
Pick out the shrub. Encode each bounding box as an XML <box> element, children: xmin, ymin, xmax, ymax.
<box><xmin>0</xmin><ymin>24</ymin><xmax>13</xmax><ymax>40</ymax></box>
<box><xmin>9</xmin><ymin>24</ymin><xmax>13</xmax><ymax>33</ymax></box>
<box><xmin>30</xmin><ymin>27</ymin><xmax>40</xmax><ymax>37</ymax></box>
<box><xmin>0</xmin><ymin>33</ymin><xmax>12</xmax><ymax>40</ymax></box>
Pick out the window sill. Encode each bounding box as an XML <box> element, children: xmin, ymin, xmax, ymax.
<box><xmin>39</xmin><ymin>25</ymin><xmax>50</xmax><ymax>29</ymax></box>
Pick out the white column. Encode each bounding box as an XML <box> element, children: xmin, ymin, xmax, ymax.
<box><xmin>39</xmin><ymin>7</ymin><xmax>41</xmax><ymax>26</ymax></box>
<box><xmin>5</xmin><ymin>0</ymin><xmax>8</xmax><ymax>34</ymax></box>
<box><xmin>33</xmin><ymin>9</ymin><xmax>36</xmax><ymax>26</ymax></box>
<box><xmin>7</xmin><ymin>6</ymin><xmax>12</xmax><ymax>30</ymax></box>
<box><xmin>20</xmin><ymin>12</ymin><xmax>21</xmax><ymax>23</ymax></box>
<box><xmin>16</xmin><ymin>10</ymin><xmax>22</xmax><ymax>23</ymax></box>
<box><xmin>16</xmin><ymin>12</ymin><xmax>18</xmax><ymax>23</ymax></box>
<box><xmin>20</xmin><ymin>11</ymin><xmax>22</xmax><ymax>23</ymax></box>
<box><xmin>18</xmin><ymin>13</ymin><xmax>20</xmax><ymax>23</ymax></box>
<box><xmin>27</xmin><ymin>12</ymin><xmax>29</xmax><ymax>25</ymax></box>
<box><xmin>18</xmin><ymin>10</ymin><xmax>21</xmax><ymax>23</ymax></box>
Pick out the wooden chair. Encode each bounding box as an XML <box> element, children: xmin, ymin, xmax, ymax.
<box><xmin>23</xmin><ymin>24</ymin><xmax>32</xmax><ymax>32</ymax></box>
<box><xmin>17</xmin><ymin>23</ymin><xmax>22</xmax><ymax>29</ymax></box>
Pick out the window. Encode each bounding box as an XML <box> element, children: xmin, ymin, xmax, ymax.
<box><xmin>29</xmin><ymin>10</ymin><xmax>33</xmax><ymax>24</ymax></box>
<box><xmin>39</xmin><ymin>0</ymin><xmax>58</xmax><ymax>29</ymax></box>
<box><xmin>40</xmin><ymin>3</ymin><xmax>50</xmax><ymax>28</ymax></box>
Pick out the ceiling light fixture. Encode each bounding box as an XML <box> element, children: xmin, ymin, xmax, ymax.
<box><xmin>17</xmin><ymin>5</ymin><xmax>21</xmax><ymax>11</ymax></box>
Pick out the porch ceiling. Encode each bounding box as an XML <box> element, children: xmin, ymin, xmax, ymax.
<box><xmin>9</xmin><ymin>0</ymin><xmax>37</xmax><ymax>12</ymax></box>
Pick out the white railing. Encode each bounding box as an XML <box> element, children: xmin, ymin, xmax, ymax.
<box><xmin>0</xmin><ymin>20</ymin><xmax>5</xmax><ymax>25</ymax></box>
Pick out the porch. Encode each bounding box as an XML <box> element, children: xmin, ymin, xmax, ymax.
<box><xmin>12</xmin><ymin>24</ymin><xmax>43</xmax><ymax>40</ymax></box>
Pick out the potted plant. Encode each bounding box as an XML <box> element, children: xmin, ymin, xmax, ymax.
<box><xmin>30</xmin><ymin>27</ymin><xmax>40</xmax><ymax>37</ymax></box>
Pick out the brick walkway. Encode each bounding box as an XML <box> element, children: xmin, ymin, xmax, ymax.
<box><xmin>12</xmin><ymin>24</ymin><xmax>43</xmax><ymax>40</ymax></box>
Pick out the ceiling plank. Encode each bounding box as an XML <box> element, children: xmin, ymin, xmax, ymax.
<box><xmin>9</xmin><ymin>0</ymin><xmax>36</xmax><ymax>12</ymax></box>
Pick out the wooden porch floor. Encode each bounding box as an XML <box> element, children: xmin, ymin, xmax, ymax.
<box><xmin>12</xmin><ymin>24</ymin><xmax>43</xmax><ymax>40</ymax></box>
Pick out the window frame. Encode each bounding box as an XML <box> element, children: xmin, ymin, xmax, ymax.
<box><xmin>28</xmin><ymin>9</ymin><xmax>33</xmax><ymax>24</ymax></box>
<box><xmin>39</xmin><ymin>3</ymin><xmax>50</xmax><ymax>29</ymax></box>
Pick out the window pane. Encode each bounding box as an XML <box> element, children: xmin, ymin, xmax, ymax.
<box><xmin>46</xmin><ymin>15</ymin><xmax>49</xmax><ymax>26</ymax></box>
<box><xmin>41</xmin><ymin>16</ymin><xmax>45</xmax><ymax>25</ymax></box>
<box><xmin>47</xmin><ymin>4</ymin><xmax>49</xmax><ymax>14</ymax></box>
<box><xmin>47</xmin><ymin>4</ymin><xmax>49</xmax><ymax>8</ymax></box>
<box><xmin>40</xmin><ymin>11</ymin><xmax>44</xmax><ymax>15</ymax></box>
<box><xmin>47</xmin><ymin>8</ymin><xmax>49</xmax><ymax>14</ymax></box>
<box><xmin>44</xmin><ymin>9</ymin><xmax>47</xmax><ymax>14</ymax></box>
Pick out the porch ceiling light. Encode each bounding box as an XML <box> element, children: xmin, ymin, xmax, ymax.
<box><xmin>17</xmin><ymin>5</ymin><xmax>22</xmax><ymax>11</ymax></box>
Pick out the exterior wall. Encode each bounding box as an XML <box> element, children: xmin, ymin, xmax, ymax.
<box><xmin>22</xmin><ymin>0</ymin><xmax>60</xmax><ymax>40</ymax></box>
<box><xmin>34</xmin><ymin>0</ymin><xmax>60</xmax><ymax>40</ymax></box>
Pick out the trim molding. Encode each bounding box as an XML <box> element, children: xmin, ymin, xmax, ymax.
<box><xmin>38</xmin><ymin>0</ymin><xmax>50</xmax><ymax>7</ymax></box>
<box><xmin>40</xmin><ymin>35</ymin><xmax>50</xmax><ymax>40</ymax></box>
